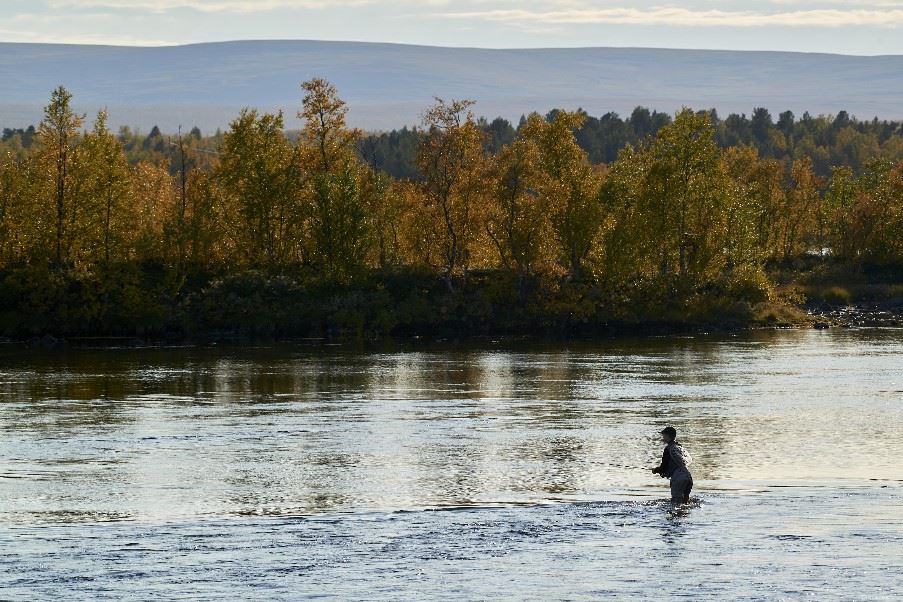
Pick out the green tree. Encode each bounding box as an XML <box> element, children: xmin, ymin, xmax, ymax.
<box><xmin>778</xmin><ymin>157</ymin><xmax>822</xmax><ymax>260</ymax></box>
<box><xmin>37</xmin><ymin>86</ymin><xmax>84</xmax><ymax>265</ymax></box>
<box><xmin>721</xmin><ymin>146</ymin><xmax>782</xmax><ymax>265</ymax></box>
<box><xmin>599</xmin><ymin>144</ymin><xmax>651</xmax><ymax>282</ymax></box>
<box><xmin>486</xmin><ymin>134</ymin><xmax>550</xmax><ymax>277</ymax></box>
<box><xmin>602</xmin><ymin>109</ymin><xmax>733</xmax><ymax>283</ymax></box>
<box><xmin>827</xmin><ymin>159</ymin><xmax>903</xmax><ymax>265</ymax></box>
<box><xmin>363</xmin><ymin>171</ymin><xmax>404</xmax><ymax>269</ymax></box>
<box><xmin>218</xmin><ymin>109</ymin><xmax>299</xmax><ymax>268</ymax></box>
<box><xmin>183</xmin><ymin>170</ymin><xmax>225</xmax><ymax>267</ymax></box>
<box><xmin>298</xmin><ymin>78</ymin><xmax>373</xmax><ymax>279</ymax></box>
<box><xmin>646</xmin><ymin>109</ymin><xmax>726</xmax><ymax>279</ymax></box>
<box><xmin>79</xmin><ymin>110</ymin><xmax>132</xmax><ymax>263</ymax></box>
<box><xmin>521</xmin><ymin>111</ymin><xmax>603</xmax><ymax>279</ymax></box>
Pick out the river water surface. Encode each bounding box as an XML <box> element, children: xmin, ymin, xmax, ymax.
<box><xmin>1</xmin><ymin>330</ymin><xmax>902</xmax><ymax>600</ymax></box>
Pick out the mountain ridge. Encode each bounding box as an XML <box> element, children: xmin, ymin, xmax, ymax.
<box><xmin>2</xmin><ymin>39</ymin><xmax>902</xmax><ymax>132</ymax></box>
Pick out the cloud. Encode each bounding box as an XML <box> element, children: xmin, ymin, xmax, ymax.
<box><xmin>770</xmin><ymin>0</ymin><xmax>903</xmax><ymax>5</ymax></box>
<box><xmin>435</xmin><ymin>6</ymin><xmax>903</xmax><ymax>28</ymax></box>
<box><xmin>0</xmin><ymin>26</ymin><xmax>172</xmax><ymax>45</ymax></box>
<box><xmin>48</xmin><ymin>0</ymin><xmax>407</xmax><ymax>13</ymax></box>
<box><xmin>1</xmin><ymin>9</ymin><xmax>175</xmax><ymax>44</ymax></box>
<box><xmin>43</xmin><ymin>0</ymin><xmax>582</xmax><ymax>14</ymax></box>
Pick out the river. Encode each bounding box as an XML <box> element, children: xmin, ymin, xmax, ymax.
<box><xmin>1</xmin><ymin>329</ymin><xmax>901</xmax><ymax>599</ymax></box>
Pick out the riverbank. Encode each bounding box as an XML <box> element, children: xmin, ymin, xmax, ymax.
<box><xmin>0</xmin><ymin>263</ymin><xmax>764</xmax><ymax>344</ymax></box>
<box><xmin>769</xmin><ymin>258</ymin><xmax>903</xmax><ymax>328</ymax></box>
<box><xmin>2</xmin><ymin>261</ymin><xmax>900</xmax><ymax>347</ymax></box>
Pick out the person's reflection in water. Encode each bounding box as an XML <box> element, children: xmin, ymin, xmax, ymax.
<box><xmin>661</xmin><ymin>505</ymin><xmax>691</xmax><ymax>544</ymax></box>
<box><xmin>651</xmin><ymin>426</ymin><xmax>694</xmax><ymax>506</ymax></box>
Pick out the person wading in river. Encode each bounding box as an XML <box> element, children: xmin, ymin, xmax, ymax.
<box><xmin>651</xmin><ymin>426</ymin><xmax>693</xmax><ymax>505</ymax></box>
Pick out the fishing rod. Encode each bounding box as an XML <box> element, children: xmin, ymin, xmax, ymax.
<box><xmin>590</xmin><ymin>460</ymin><xmax>651</xmax><ymax>471</ymax></box>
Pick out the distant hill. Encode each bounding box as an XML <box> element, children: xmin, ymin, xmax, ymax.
<box><xmin>2</xmin><ymin>40</ymin><xmax>903</xmax><ymax>132</ymax></box>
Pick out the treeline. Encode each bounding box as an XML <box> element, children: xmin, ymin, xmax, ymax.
<box><xmin>7</xmin><ymin>104</ymin><xmax>903</xmax><ymax>181</ymax></box>
<box><xmin>0</xmin><ymin>81</ymin><xmax>901</xmax><ymax>339</ymax></box>
<box><xmin>1</xmin><ymin>123</ymin><xmax>223</xmax><ymax>177</ymax></box>
<box><xmin>358</xmin><ymin>107</ymin><xmax>903</xmax><ymax>180</ymax></box>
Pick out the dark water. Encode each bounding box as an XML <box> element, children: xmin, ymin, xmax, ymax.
<box><xmin>1</xmin><ymin>330</ymin><xmax>902</xmax><ymax>600</ymax></box>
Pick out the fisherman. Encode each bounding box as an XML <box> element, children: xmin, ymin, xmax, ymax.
<box><xmin>651</xmin><ymin>426</ymin><xmax>693</xmax><ymax>505</ymax></box>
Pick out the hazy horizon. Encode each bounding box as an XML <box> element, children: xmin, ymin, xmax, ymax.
<box><xmin>4</xmin><ymin>38</ymin><xmax>903</xmax><ymax>58</ymax></box>
<box><xmin>4</xmin><ymin>41</ymin><xmax>903</xmax><ymax>132</ymax></box>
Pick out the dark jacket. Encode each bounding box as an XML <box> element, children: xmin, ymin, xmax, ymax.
<box><xmin>654</xmin><ymin>442</ymin><xmax>690</xmax><ymax>478</ymax></box>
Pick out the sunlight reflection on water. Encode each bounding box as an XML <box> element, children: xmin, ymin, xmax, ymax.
<box><xmin>1</xmin><ymin>329</ymin><xmax>902</xmax><ymax>599</ymax></box>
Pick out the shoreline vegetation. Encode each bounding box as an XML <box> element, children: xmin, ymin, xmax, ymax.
<box><xmin>1</xmin><ymin>80</ymin><xmax>902</xmax><ymax>345</ymax></box>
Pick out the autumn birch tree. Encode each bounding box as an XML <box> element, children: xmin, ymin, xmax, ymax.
<box><xmin>416</xmin><ymin>98</ymin><xmax>488</xmax><ymax>289</ymax></box>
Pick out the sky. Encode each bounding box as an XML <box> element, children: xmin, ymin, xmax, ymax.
<box><xmin>1</xmin><ymin>0</ymin><xmax>903</xmax><ymax>55</ymax></box>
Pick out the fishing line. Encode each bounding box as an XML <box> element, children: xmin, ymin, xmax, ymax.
<box><xmin>590</xmin><ymin>460</ymin><xmax>651</xmax><ymax>471</ymax></box>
